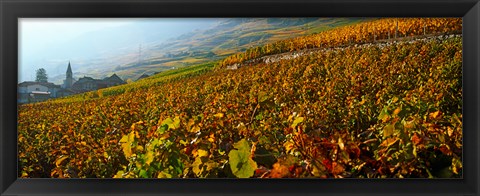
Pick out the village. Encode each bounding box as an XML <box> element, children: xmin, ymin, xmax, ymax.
<box><xmin>17</xmin><ymin>62</ymin><xmax>127</xmax><ymax>104</ymax></box>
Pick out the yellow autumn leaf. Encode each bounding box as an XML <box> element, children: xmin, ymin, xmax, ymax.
<box><xmin>379</xmin><ymin>137</ymin><xmax>399</xmax><ymax>148</ymax></box>
<box><xmin>270</xmin><ymin>162</ymin><xmax>290</xmax><ymax>178</ymax></box>
<box><xmin>291</xmin><ymin>117</ymin><xmax>304</xmax><ymax>128</ymax></box>
<box><xmin>359</xmin><ymin>98</ymin><xmax>366</xmax><ymax>105</ymax></box>
<box><xmin>393</xmin><ymin>107</ymin><xmax>401</xmax><ymax>115</ymax></box>
<box><xmin>157</xmin><ymin>171</ymin><xmax>172</xmax><ymax>178</ymax></box>
<box><xmin>187</xmin><ymin>119</ymin><xmax>195</xmax><ymax>129</ymax></box>
<box><xmin>214</xmin><ymin>113</ymin><xmax>224</xmax><ymax>118</ymax></box>
<box><xmin>383</xmin><ymin>124</ymin><xmax>395</xmax><ymax>138</ymax></box>
<box><xmin>196</xmin><ymin>149</ymin><xmax>209</xmax><ymax>157</ymax></box>
<box><xmin>136</xmin><ymin>145</ymin><xmax>144</xmax><ymax>152</ymax></box>
<box><xmin>144</xmin><ymin>151</ymin><xmax>154</xmax><ymax>165</ymax></box>
<box><xmin>192</xmin><ymin>157</ymin><xmax>203</xmax><ymax>176</ymax></box>
<box><xmin>208</xmin><ymin>133</ymin><xmax>215</xmax><ymax>143</ymax></box>
<box><xmin>135</xmin><ymin>131</ymin><xmax>140</xmax><ymax>139</ymax></box>
<box><xmin>447</xmin><ymin>126</ymin><xmax>454</xmax><ymax>137</ymax></box>
<box><xmin>283</xmin><ymin>141</ymin><xmax>295</xmax><ymax>153</ymax></box>
<box><xmin>392</xmin><ymin>97</ymin><xmax>399</xmax><ymax>103</ymax></box>
<box><xmin>429</xmin><ymin>111</ymin><xmax>441</xmax><ymax>119</ymax></box>
<box><xmin>113</xmin><ymin>171</ymin><xmax>124</xmax><ymax>178</ymax></box>
<box><xmin>119</xmin><ymin>131</ymin><xmax>135</xmax><ymax>158</ymax></box>
<box><xmin>190</xmin><ymin>125</ymin><xmax>200</xmax><ymax>133</ymax></box>
<box><xmin>55</xmin><ymin>156</ymin><xmax>68</xmax><ymax>167</ymax></box>
<box><xmin>338</xmin><ymin>138</ymin><xmax>345</xmax><ymax>150</ymax></box>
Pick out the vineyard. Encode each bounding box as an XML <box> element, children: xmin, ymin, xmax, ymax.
<box><xmin>218</xmin><ymin>18</ymin><xmax>461</xmax><ymax>69</ymax></box>
<box><xmin>18</xmin><ymin>18</ymin><xmax>462</xmax><ymax>178</ymax></box>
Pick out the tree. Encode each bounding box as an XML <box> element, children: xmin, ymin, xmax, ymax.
<box><xmin>35</xmin><ymin>68</ymin><xmax>48</xmax><ymax>83</ymax></box>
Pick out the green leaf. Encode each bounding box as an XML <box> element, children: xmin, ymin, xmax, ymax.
<box><xmin>228</xmin><ymin>139</ymin><xmax>258</xmax><ymax>178</ymax></box>
<box><xmin>156</xmin><ymin>124</ymin><xmax>168</xmax><ymax>135</ymax></box>
<box><xmin>139</xmin><ymin>169</ymin><xmax>149</xmax><ymax>178</ymax></box>
<box><xmin>147</xmin><ymin>138</ymin><xmax>161</xmax><ymax>151</ymax></box>
<box><xmin>255</xmin><ymin>113</ymin><xmax>264</xmax><ymax>120</ymax></box>
<box><xmin>160</xmin><ymin>116</ymin><xmax>181</xmax><ymax>131</ymax></box>
<box><xmin>378</xmin><ymin>106</ymin><xmax>389</xmax><ymax>121</ymax></box>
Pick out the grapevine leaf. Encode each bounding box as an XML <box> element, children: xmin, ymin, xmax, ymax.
<box><xmin>378</xmin><ymin>106</ymin><xmax>389</xmax><ymax>122</ymax></box>
<box><xmin>383</xmin><ymin>124</ymin><xmax>395</xmax><ymax>138</ymax></box>
<box><xmin>144</xmin><ymin>151</ymin><xmax>154</xmax><ymax>166</ymax></box>
<box><xmin>173</xmin><ymin>116</ymin><xmax>181</xmax><ymax>128</ymax></box>
<box><xmin>283</xmin><ymin>141</ymin><xmax>295</xmax><ymax>154</ymax></box>
<box><xmin>255</xmin><ymin>113</ymin><xmax>263</xmax><ymax>120</ymax></box>
<box><xmin>228</xmin><ymin>139</ymin><xmax>258</xmax><ymax>178</ymax></box>
<box><xmin>214</xmin><ymin>113</ymin><xmax>224</xmax><ymax>118</ymax></box>
<box><xmin>160</xmin><ymin>116</ymin><xmax>181</xmax><ymax>131</ymax></box>
<box><xmin>451</xmin><ymin>157</ymin><xmax>462</xmax><ymax>175</ymax></box>
<box><xmin>120</xmin><ymin>131</ymin><xmax>135</xmax><ymax>158</ymax></box>
<box><xmin>190</xmin><ymin>125</ymin><xmax>200</xmax><ymax>133</ymax></box>
<box><xmin>291</xmin><ymin>117</ymin><xmax>304</xmax><ymax>128</ymax></box>
<box><xmin>192</xmin><ymin>157</ymin><xmax>203</xmax><ymax>176</ymax></box>
<box><xmin>379</xmin><ymin>137</ymin><xmax>399</xmax><ymax>148</ymax></box>
<box><xmin>258</xmin><ymin>91</ymin><xmax>269</xmax><ymax>103</ymax></box>
<box><xmin>198</xmin><ymin>149</ymin><xmax>209</xmax><ymax>157</ymax></box>
<box><xmin>113</xmin><ymin>171</ymin><xmax>124</xmax><ymax>178</ymax></box>
<box><xmin>157</xmin><ymin>171</ymin><xmax>173</xmax><ymax>178</ymax></box>
<box><xmin>139</xmin><ymin>169</ymin><xmax>149</xmax><ymax>178</ymax></box>
<box><xmin>55</xmin><ymin>156</ymin><xmax>68</xmax><ymax>167</ymax></box>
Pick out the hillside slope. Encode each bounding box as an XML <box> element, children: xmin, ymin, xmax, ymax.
<box><xmin>219</xmin><ymin>18</ymin><xmax>461</xmax><ymax>69</ymax></box>
<box><xmin>18</xmin><ymin>32</ymin><xmax>462</xmax><ymax>178</ymax></box>
<box><xmin>114</xmin><ymin>18</ymin><xmax>366</xmax><ymax>80</ymax></box>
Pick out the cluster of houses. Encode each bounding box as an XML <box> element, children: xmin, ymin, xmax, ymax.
<box><xmin>18</xmin><ymin>62</ymin><xmax>126</xmax><ymax>104</ymax></box>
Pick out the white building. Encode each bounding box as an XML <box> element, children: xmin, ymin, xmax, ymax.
<box><xmin>18</xmin><ymin>82</ymin><xmax>61</xmax><ymax>104</ymax></box>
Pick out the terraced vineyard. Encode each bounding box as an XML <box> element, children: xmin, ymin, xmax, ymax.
<box><xmin>218</xmin><ymin>18</ymin><xmax>461</xmax><ymax>69</ymax></box>
<box><xmin>18</xmin><ymin>18</ymin><xmax>462</xmax><ymax>178</ymax></box>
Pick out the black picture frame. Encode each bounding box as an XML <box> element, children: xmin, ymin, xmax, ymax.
<box><xmin>1</xmin><ymin>0</ymin><xmax>479</xmax><ymax>195</ymax></box>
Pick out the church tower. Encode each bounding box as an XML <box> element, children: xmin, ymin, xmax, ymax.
<box><xmin>64</xmin><ymin>61</ymin><xmax>73</xmax><ymax>88</ymax></box>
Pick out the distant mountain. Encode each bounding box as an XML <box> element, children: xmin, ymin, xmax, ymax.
<box><xmin>112</xmin><ymin>18</ymin><xmax>367</xmax><ymax>80</ymax></box>
<box><xmin>54</xmin><ymin>19</ymin><xmax>217</xmax><ymax>59</ymax></box>
<box><xmin>152</xmin><ymin>18</ymin><xmax>357</xmax><ymax>55</ymax></box>
<box><xmin>42</xmin><ymin>18</ymin><xmax>367</xmax><ymax>84</ymax></box>
<box><xmin>22</xmin><ymin>19</ymin><xmax>218</xmax><ymax>83</ymax></box>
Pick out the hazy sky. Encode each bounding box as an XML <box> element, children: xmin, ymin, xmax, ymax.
<box><xmin>18</xmin><ymin>18</ymin><xmax>218</xmax><ymax>83</ymax></box>
<box><xmin>19</xmin><ymin>18</ymin><xmax>138</xmax><ymax>82</ymax></box>
<box><xmin>20</xmin><ymin>18</ymin><xmax>134</xmax><ymax>45</ymax></box>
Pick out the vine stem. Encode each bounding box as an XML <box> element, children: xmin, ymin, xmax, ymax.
<box><xmin>249</xmin><ymin>104</ymin><xmax>260</xmax><ymax>124</ymax></box>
